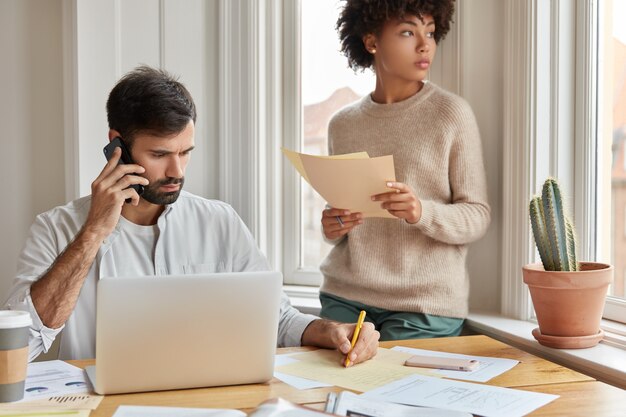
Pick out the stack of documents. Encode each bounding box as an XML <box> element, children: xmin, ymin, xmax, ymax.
<box><xmin>282</xmin><ymin>148</ymin><xmax>396</xmax><ymax>218</ymax></box>
<box><xmin>274</xmin><ymin>347</ymin><xmax>434</xmax><ymax>392</ymax></box>
<box><xmin>274</xmin><ymin>347</ymin><xmax>559</xmax><ymax>417</ymax></box>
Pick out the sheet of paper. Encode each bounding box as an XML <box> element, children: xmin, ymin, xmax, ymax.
<box><xmin>299</xmin><ymin>154</ymin><xmax>396</xmax><ymax>218</ymax></box>
<box><xmin>281</xmin><ymin>148</ymin><xmax>369</xmax><ymax>184</ymax></box>
<box><xmin>327</xmin><ymin>391</ymin><xmax>472</xmax><ymax>417</ymax></box>
<box><xmin>361</xmin><ymin>374</ymin><xmax>559</xmax><ymax>417</ymax></box>
<box><xmin>274</xmin><ymin>354</ymin><xmax>332</xmax><ymax>390</ymax></box>
<box><xmin>0</xmin><ymin>410</ymin><xmax>90</xmax><ymax>416</ymax></box>
<box><xmin>21</xmin><ymin>361</ymin><xmax>91</xmax><ymax>401</ymax></box>
<box><xmin>282</xmin><ymin>148</ymin><xmax>395</xmax><ymax>218</ymax></box>
<box><xmin>112</xmin><ymin>405</ymin><xmax>245</xmax><ymax>417</ymax></box>
<box><xmin>250</xmin><ymin>398</ymin><xmax>335</xmax><ymax>417</ymax></box>
<box><xmin>392</xmin><ymin>346</ymin><xmax>519</xmax><ymax>382</ymax></box>
<box><xmin>275</xmin><ymin>348</ymin><xmax>435</xmax><ymax>392</ymax></box>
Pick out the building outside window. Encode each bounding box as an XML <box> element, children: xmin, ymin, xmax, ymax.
<box><xmin>300</xmin><ymin>0</ymin><xmax>374</xmax><ymax>271</ymax></box>
<box><xmin>606</xmin><ymin>0</ymin><xmax>626</xmax><ymax>301</ymax></box>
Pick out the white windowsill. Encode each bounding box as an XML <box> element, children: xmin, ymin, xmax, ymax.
<box><xmin>466</xmin><ymin>311</ymin><xmax>626</xmax><ymax>389</ymax></box>
<box><xmin>284</xmin><ymin>286</ymin><xmax>625</xmax><ymax>389</ymax></box>
<box><xmin>284</xmin><ymin>284</ymin><xmax>321</xmax><ymax>316</ymax></box>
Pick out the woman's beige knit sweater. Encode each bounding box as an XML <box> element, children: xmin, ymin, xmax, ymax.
<box><xmin>319</xmin><ymin>82</ymin><xmax>491</xmax><ymax>318</ymax></box>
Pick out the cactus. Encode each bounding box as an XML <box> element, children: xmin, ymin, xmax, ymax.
<box><xmin>529</xmin><ymin>178</ymin><xmax>579</xmax><ymax>271</ymax></box>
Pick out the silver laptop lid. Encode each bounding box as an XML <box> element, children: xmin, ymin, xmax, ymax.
<box><xmin>94</xmin><ymin>271</ymin><xmax>281</xmax><ymax>394</ymax></box>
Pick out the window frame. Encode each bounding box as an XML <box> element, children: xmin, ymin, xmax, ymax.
<box><xmin>502</xmin><ymin>0</ymin><xmax>625</xmax><ymax>325</ymax></box>
<box><xmin>597</xmin><ymin>0</ymin><xmax>626</xmax><ymax>323</ymax></box>
<box><xmin>281</xmin><ymin>0</ymin><xmax>321</xmax><ymax>285</ymax></box>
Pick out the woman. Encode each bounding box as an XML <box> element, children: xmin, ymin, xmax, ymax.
<box><xmin>319</xmin><ymin>0</ymin><xmax>490</xmax><ymax>340</ymax></box>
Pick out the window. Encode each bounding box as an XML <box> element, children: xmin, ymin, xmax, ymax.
<box><xmin>286</xmin><ymin>0</ymin><xmax>374</xmax><ymax>284</ymax></box>
<box><xmin>501</xmin><ymin>0</ymin><xmax>626</xmax><ymax>325</ymax></box>
<box><xmin>599</xmin><ymin>0</ymin><xmax>626</xmax><ymax>322</ymax></box>
<box><xmin>283</xmin><ymin>1</ymin><xmax>625</xmax><ymax>326</ymax></box>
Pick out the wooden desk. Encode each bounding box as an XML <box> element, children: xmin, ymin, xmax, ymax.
<box><xmin>71</xmin><ymin>335</ymin><xmax>625</xmax><ymax>416</ymax></box>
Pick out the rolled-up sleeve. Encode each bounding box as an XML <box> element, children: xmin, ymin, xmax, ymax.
<box><xmin>3</xmin><ymin>214</ymin><xmax>64</xmax><ymax>362</ymax></box>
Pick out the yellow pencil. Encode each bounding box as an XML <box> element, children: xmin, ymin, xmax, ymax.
<box><xmin>344</xmin><ymin>310</ymin><xmax>366</xmax><ymax>367</ymax></box>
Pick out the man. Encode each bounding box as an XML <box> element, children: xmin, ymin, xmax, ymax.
<box><xmin>4</xmin><ymin>66</ymin><xmax>379</xmax><ymax>364</ymax></box>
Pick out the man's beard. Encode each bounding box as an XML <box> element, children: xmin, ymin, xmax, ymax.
<box><xmin>141</xmin><ymin>177</ymin><xmax>185</xmax><ymax>205</ymax></box>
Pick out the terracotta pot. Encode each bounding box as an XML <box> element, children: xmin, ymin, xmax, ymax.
<box><xmin>522</xmin><ymin>262</ymin><xmax>613</xmax><ymax>345</ymax></box>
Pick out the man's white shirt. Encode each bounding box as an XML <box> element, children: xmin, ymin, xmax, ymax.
<box><xmin>4</xmin><ymin>191</ymin><xmax>316</xmax><ymax>361</ymax></box>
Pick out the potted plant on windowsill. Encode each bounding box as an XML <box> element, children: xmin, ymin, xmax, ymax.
<box><xmin>522</xmin><ymin>178</ymin><xmax>613</xmax><ymax>349</ymax></box>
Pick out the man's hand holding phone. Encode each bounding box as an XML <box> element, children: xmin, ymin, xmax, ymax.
<box><xmin>83</xmin><ymin>146</ymin><xmax>149</xmax><ymax>240</ymax></box>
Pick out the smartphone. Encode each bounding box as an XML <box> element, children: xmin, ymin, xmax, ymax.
<box><xmin>404</xmin><ymin>354</ymin><xmax>479</xmax><ymax>371</ymax></box>
<box><xmin>103</xmin><ymin>137</ymin><xmax>145</xmax><ymax>197</ymax></box>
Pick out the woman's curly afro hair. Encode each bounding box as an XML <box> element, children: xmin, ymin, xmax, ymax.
<box><xmin>336</xmin><ymin>0</ymin><xmax>455</xmax><ymax>71</ymax></box>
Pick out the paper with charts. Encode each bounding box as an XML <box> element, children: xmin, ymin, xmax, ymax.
<box><xmin>274</xmin><ymin>347</ymin><xmax>436</xmax><ymax>392</ymax></box>
<box><xmin>22</xmin><ymin>360</ymin><xmax>91</xmax><ymax>401</ymax></box>
<box><xmin>282</xmin><ymin>148</ymin><xmax>396</xmax><ymax>218</ymax></box>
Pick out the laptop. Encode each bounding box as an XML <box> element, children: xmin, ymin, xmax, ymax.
<box><xmin>85</xmin><ymin>271</ymin><xmax>282</xmax><ymax>395</ymax></box>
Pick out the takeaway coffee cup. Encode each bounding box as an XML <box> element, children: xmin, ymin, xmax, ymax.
<box><xmin>0</xmin><ymin>310</ymin><xmax>31</xmax><ymax>402</ymax></box>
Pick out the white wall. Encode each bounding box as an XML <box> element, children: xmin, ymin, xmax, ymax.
<box><xmin>0</xmin><ymin>0</ymin><xmax>66</xmax><ymax>302</ymax></box>
<box><xmin>429</xmin><ymin>0</ymin><xmax>504</xmax><ymax>312</ymax></box>
<box><xmin>461</xmin><ymin>0</ymin><xmax>504</xmax><ymax>312</ymax></box>
<box><xmin>71</xmin><ymin>0</ymin><xmax>220</xmax><ymax>199</ymax></box>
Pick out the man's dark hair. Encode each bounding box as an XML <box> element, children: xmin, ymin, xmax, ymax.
<box><xmin>106</xmin><ymin>65</ymin><xmax>196</xmax><ymax>143</ymax></box>
<box><xmin>337</xmin><ymin>0</ymin><xmax>455</xmax><ymax>71</ymax></box>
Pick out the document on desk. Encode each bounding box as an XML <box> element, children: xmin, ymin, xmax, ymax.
<box><xmin>274</xmin><ymin>348</ymin><xmax>436</xmax><ymax>392</ymax></box>
<box><xmin>282</xmin><ymin>148</ymin><xmax>396</xmax><ymax>218</ymax></box>
<box><xmin>392</xmin><ymin>346</ymin><xmax>519</xmax><ymax>382</ymax></box>
<box><xmin>112</xmin><ymin>405</ymin><xmax>245</xmax><ymax>417</ymax></box>
<box><xmin>274</xmin><ymin>353</ymin><xmax>332</xmax><ymax>390</ymax></box>
<box><xmin>21</xmin><ymin>361</ymin><xmax>91</xmax><ymax>401</ymax></box>
<box><xmin>326</xmin><ymin>391</ymin><xmax>472</xmax><ymax>417</ymax></box>
<box><xmin>361</xmin><ymin>374</ymin><xmax>559</xmax><ymax>417</ymax></box>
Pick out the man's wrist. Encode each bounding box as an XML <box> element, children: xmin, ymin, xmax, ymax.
<box><xmin>300</xmin><ymin>318</ymin><xmax>322</xmax><ymax>346</ymax></box>
<box><xmin>79</xmin><ymin>223</ymin><xmax>110</xmax><ymax>244</ymax></box>
<box><xmin>301</xmin><ymin>318</ymin><xmax>338</xmax><ymax>348</ymax></box>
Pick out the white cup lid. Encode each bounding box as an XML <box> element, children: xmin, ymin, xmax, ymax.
<box><xmin>0</xmin><ymin>310</ymin><xmax>32</xmax><ymax>329</ymax></box>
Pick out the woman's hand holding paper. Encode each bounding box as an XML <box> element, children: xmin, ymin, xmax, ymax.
<box><xmin>371</xmin><ymin>182</ymin><xmax>422</xmax><ymax>224</ymax></box>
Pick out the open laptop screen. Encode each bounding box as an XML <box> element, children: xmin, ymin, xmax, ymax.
<box><xmin>88</xmin><ymin>271</ymin><xmax>281</xmax><ymax>394</ymax></box>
